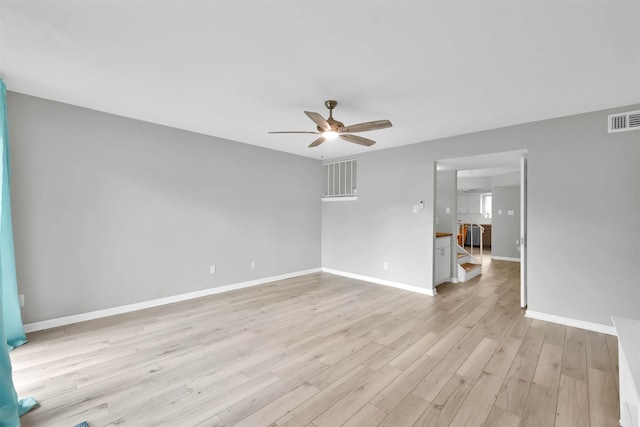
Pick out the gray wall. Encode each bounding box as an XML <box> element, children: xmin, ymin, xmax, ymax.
<box><xmin>492</xmin><ymin>171</ymin><xmax>520</xmax><ymax>187</ymax></box>
<box><xmin>436</xmin><ymin>169</ymin><xmax>457</xmax><ymax>279</ymax></box>
<box><xmin>435</xmin><ymin>170</ymin><xmax>456</xmax><ymax>235</ymax></box>
<box><xmin>8</xmin><ymin>92</ymin><xmax>322</xmax><ymax>324</ymax></box>
<box><xmin>491</xmin><ymin>186</ymin><xmax>520</xmax><ymax>259</ymax></box>
<box><xmin>322</xmin><ymin>103</ymin><xmax>640</xmax><ymax>326</ymax></box>
<box><xmin>321</xmin><ymin>147</ymin><xmax>434</xmax><ymax>288</ymax></box>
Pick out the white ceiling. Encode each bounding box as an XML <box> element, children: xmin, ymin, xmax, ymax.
<box><xmin>1</xmin><ymin>1</ymin><xmax>639</xmax><ymax>160</ymax></box>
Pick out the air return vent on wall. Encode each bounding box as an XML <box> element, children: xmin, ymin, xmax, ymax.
<box><xmin>608</xmin><ymin>110</ymin><xmax>640</xmax><ymax>133</ymax></box>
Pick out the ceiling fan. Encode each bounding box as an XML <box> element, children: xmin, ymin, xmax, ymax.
<box><xmin>269</xmin><ymin>100</ymin><xmax>392</xmax><ymax>148</ymax></box>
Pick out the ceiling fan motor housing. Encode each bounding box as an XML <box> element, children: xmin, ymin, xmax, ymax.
<box><xmin>321</xmin><ymin>100</ymin><xmax>343</xmax><ymax>132</ymax></box>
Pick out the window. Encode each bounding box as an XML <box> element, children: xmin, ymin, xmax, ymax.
<box><xmin>323</xmin><ymin>159</ymin><xmax>357</xmax><ymax>200</ymax></box>
<box><xmin>483</xmin><ymin>194</ymin><xmax>492</xmax><ymax>219</ymax></box>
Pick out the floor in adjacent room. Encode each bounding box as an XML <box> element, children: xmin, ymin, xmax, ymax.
<box><xmin>11</xmin><ymin>257</ymin><xmax>619</xmax><ymax>426</ymax></box>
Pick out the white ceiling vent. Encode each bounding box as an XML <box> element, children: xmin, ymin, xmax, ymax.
<box><xmin>608</xmin><ymin>110</ymin><xmax>640</xmax><ymax>133</ymax></box>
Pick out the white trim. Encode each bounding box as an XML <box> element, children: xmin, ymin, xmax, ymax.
<box><xmin>525</xmin><ymin>310</ymin><xmax>617</xmax><ymax>336</ymax></box>
<box><xmin>449</xmin><ymin>277</ymin><xmax>460</xmax><ymax>284</ymax></box>
<box><xmin>321</xmin><ymin>196</ymin><xmax>358</xmax><ymax>202</ymax></box>
<box><xmin>321</xmin><ymin>268</ymin><xmax>437</xmax><ymax>296</ymax></box>
<box><xmin>23</xmin><ymin>268</ymin><xmax>321</xmax><ymax>333</ymax></box>
<box><xmin>491</xmin><ymin>256</ymin><xmax>521</xmax><ymax>262</ymax></box>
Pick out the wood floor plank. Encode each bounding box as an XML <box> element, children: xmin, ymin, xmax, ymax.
<box><xmin>370</xmin><ymin>353</ymin><xmax>439</xmax><ymax>414</ymax></box>
<box><xmin>388</xmin><ymin>331</ymin><xmax>440</xmax><ymax>371</ymax></box>
<box><xmin>586</xmin><ymin>331</ymin><xmax>613</xmax><ymax>372</ymax></box>
<box><xmin>562</xmin><ymin>327</ymin><xmax>588</xmax><ymax>382</ymax></box>
<box><xmin>448</xmin><ymin>371</ymin><xmax>503</xmax><ymax>427</ymax></box>
<box><xmin>587</xmin><ymin>367</ymin><xmax>619</xmax><ymax>427</ymax></box>
<box><xmin>485</xmin><ymin>336</ymin><xmax>522</xmax><ymax>378</ymax></box>
<box><xmin>555</xmin><ymin>374</ymin><xmax>589</xmax><ymax>427</ymax></box>
<box><xmin>520</xmin><ymin>382</ymin><xmax>558</xmax><ymax>427</ymax></box>
<box><xmin>232</xmin><ymin>382</ymin><xmax>319</xmax><ymax>427</ymax></box>
<box><xmin>308</xmin><ymin>342</ymin><xmax>384</xmax><ymax>390</ymax></box>
<box><xmin>507</xmin><ymin>312</ymin><xmax>532</xmax><ymax>340</ymax></box>
<box><xmin>341</xmin><ymin>403</ymin><xmax>387</xmax><ymax>427</ymax></box>
<box><xmin>485</xmin><ymin>405</ymin><xmax>521</xmax><ymax>427</ymax></box>
<box><xmin>363</xmin><ymin>331</ymin><xmax>424</xmax><ymax>371</ymax></box>
<box><xmin>487</xmin><ymin>304</ymin><xmax>522</xmax><ymax>341</ymax></box>
<box><xmin>518</xmin><ymin>325</ymin><xmax>546</xmax><ymax>361</ymax></box>
<box><xmin>532</xmin><ymin>343</ymin><xmax>563</xmax><ymax>389</ymax></box>
<box><xmin>277</xmin><ymin>365</ymin><xmax>374</xmax><ymax>427</ymax></box>
<box><xmin>544</xmin><ymin>322</ymin><xmax>566</xmax><ymax>347</ymax></box>
<box><xmin>605</xmin><ymin>334</ymin><xmax>619</xmax><ymax>391</ymax></box>
<box><xmin>494</xmin><ymin>356</ymin><xmax>538</xmax><ymax>417</ymax></box>
<box><xmin>312</xmin><ymin>364</ymin><xmax>401</xmax><ymax>427</ymax></box>
<box><xmin>218</xmin><ymin>359</ymin><xmax>328</xmax><ymax>426</ymax></box>
<box><xmin>455</xmin><ymin>336</ymin><xmax>499</xmax><ymax>381</ymax></box>
<box><xmin>194</xmin><ymin>415</ymin><xmax>226</xmax><ymax>427</ymax></box>
<box><xmin>412</xmin><ymin>374</ymin><xmax>473</xmax><ymax>427</ymax></box>
<box><xmin>425</xmin><ymin>326</ymin><xmax>470</xmax><ymax>359</ymax></box>
<box><xmin>377</xmin><ymin>392</ymin><xmax>430</xmax><ymax>427</ymax></box>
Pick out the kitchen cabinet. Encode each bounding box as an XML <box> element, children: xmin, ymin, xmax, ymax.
<box><xmin>457</xmin><ymin>194</ymin><xmax>482</xmax><ymax>214</ymax></box>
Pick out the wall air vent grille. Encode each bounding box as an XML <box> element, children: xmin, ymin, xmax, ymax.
<box><xmin>322</xmin><ymin>159</ymin><xmax>357</xmax><ymax>200</ymax></box>
<box><xmin>608</xmin><ymin>110</ymin><xmax>640</xmax><ymax>133</ymax></box>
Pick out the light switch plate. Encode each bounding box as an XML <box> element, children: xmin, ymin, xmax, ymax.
<box><xmin>498</xmin><ymin>209</ymin><xmax>503</xmax><ymax>215</ymax></box>
<box><xmin>445</xmin><ymin>207</ymin><xmax>451</xmax><ymax>214</ymax></box>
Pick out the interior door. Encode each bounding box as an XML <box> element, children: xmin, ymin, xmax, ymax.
<box><xmin>520</xmin><ymin>155</ymin><xmax>528</xmax><ymax>308</ymax></box>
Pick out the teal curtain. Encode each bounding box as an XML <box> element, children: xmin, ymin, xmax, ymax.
<box><xmin>1</xmin><ymin>83</ymin><xmax>26</xmax><ymax>350</ymax></box>
<box><xmin>0</xmin><ymin>79</ymin><xmax>37</xmax><ymax>424</ymax></box>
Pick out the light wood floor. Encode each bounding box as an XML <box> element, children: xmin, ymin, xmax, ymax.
<box><xmin>11</xmin><ymin>257</ymin><xmax>619</xmax><ymax>426</ymax></box>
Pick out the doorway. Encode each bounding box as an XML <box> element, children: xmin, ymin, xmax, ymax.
<box><xmin>435</xmin><ymin>149</ymin><xmax>528</xmax><ymax>306</ymax></box>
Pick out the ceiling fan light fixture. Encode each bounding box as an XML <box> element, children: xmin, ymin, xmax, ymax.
<box><xmin>323</xmin><ymin>130</ymin><xmax>338</xmax><ymax>140</ymax></box>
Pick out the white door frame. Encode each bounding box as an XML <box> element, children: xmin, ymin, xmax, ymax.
<box><xmin>520</xmin><ymin>155</ymin><xmax>528</xmax><ymax>308</ymax></box>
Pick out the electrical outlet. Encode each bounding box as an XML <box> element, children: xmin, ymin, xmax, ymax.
<box><xmin>210</xmin><ymin>265</ymin><xmax>216</xmax><ymax>275</ymax></box>
<box><xmin>250</xmin><ymin>260</ymin><xmax>256</xmax><ymax>270</ymax></box>
<box><xmin>508</xmin><ymin>210</ymin><xmax>514</xmax><ymax>216</ymax></box>
<box><xmin>19</xmin><ymin>294</ymin><xmax>24</xmax><ymax>307</ymax></box>
<box><xmin>383</xmin><ymin>262</ymin><xmax>389</xmax><ymax>270</ymax></box>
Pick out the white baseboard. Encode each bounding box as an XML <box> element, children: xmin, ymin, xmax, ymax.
<box><xmin>23</xmin><ymin>268</ymin><xmax>322</xmax><ymax>333</ymax></box>
<box><xmin>321</xmin><ymin>268</ymin><xmax>437</xmax><ymax>296</ymax></box>
<box><xmin>525</xmin><ymin>310</ymin><xmax>617</xmax><ymax>336</ymax></box>
<box><xmin>491</xmin><ymin>256</ymin><xmax>521</xmax><ymax>262</ymax></box>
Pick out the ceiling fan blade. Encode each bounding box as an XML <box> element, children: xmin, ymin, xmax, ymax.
<box><xmin>268</xmin><ymin>131</ymin><xmax>320</xmax><ymax>134</ymax></box>
<box><xmin>304</xmin><ymin>111</ymin><xmax>331</xmax><ymax>131</ymax></box>
<box><xmin>309</xmin><ymin>137</ymin><xmax>326</xmax><ymax>148</ymax></box>
<box><xmin>339</xmin><ymin>134</ymin><xmax>376</xmax><ymax>147</ymax></box>
<box><xmin>340</xmin><ymin>120</ymin><xmax>392</xmax><ymax>133</ymax></box>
